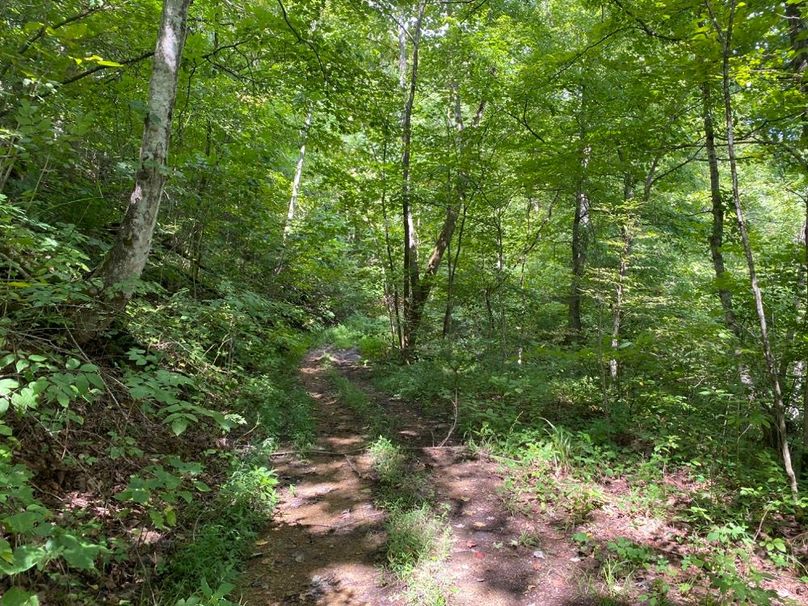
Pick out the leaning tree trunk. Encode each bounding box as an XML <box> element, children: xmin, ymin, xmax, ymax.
<box><xmin>283</xmin><ymin>108</ymin><xmax>313</xmax><ymax>242</ymax></box>
<box><xmin>402</xmin><ymin>78</ymin><xmax>485</xmax><ymax>355</ymax></box>
<box><xmin>715</xmin><ymin>1</ymin><xmax>799</xmax><ymax>498</ymax></box>
<box><xmin>76</xmin><ymin>0</ymin><xmax>191</xmax><ymax>341</ymax></box>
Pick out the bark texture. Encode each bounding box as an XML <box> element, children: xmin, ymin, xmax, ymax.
<box><xmin>400</xmin><ymin>38</ymin><xmax>485</xmax><ymax>356</ymax></box>
<box><xmin>77</xmin><ymin>0</ymin><xmax>191</xmax><ymax>340</ymax></box>
<box><xmin>702</xmin><ymin>82</ymin><xmax>757</xmax><ymax>399</ymax></box>
<box><xmin>400</xmin><ymin>4</ymin><xmax>426</xmax><ymax>355</ymax></box>
<box><xmin>283</xmin><ymin>108</ymin><xmax>313</xmax><ymax>242</ymax></box>
<box><xmin>714</xmin><ymin>1</ymin><xmax>799</xmax><ymax>497</ymax></box>
<box><xmin>568</xmin><ymin>87</ymin><xmax>590</xmax><ymax>342</ymax></box>
<box><xmin>609</xmin><ymin>175</ymin><xmax>634</xmax><ymax>382</ymax></box>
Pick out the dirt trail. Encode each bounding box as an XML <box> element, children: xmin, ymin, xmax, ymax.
<box><xmin>239</xmin><ymin>348</ymin><xmax>589</xmax><ymax>606</ymax></box>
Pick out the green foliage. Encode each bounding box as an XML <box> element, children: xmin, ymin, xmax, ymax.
<box><xmin>116</xmin><ymin>457</ymin><xmax>210</xmax><ymax>529</ymax></box>
<box><xmin>321</xmin><ymin>315</ymin><xmax>392</xmax><ymax>360</ymax></box>
<box><xmin>1</xmin><ymin>0</ymin><xmax>807</xmax><ymax>602</ymax></box>
<box><xmin>386</xmin><ymin>504</ymin><xmax>451</xmax><ymax>570</ymax></box>
<box><xmin>158</xmin><ymin>442</ymin><xmax>279</xmax><ymax>603</ymax></box>
<box><xmin>385</xmin><ymin>504</ymin><xmax>453</xmax><ymax>606</ymax></box>
<box><xmin>124</xmin><ymin>357</ymin><xmax>231</xmax><ymax>436</ymax></box>
<box><xmin>0</xmin><ymin>448</ymin><xmax>108</xmax><ymax>578</ymax></box>
<box><xmin>0</xmin><ymin>194</ymin><xmax>316</xmax><ymax>601</ymax></box>
<box><xmin>368</xmin><ymin>436</ymin><xmax>406</xmax><ymax>486</ymax></box>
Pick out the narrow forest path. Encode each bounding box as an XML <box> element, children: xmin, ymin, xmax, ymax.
<box><xmin>238</xmin><ymin>348</ymin><xmax>593</xmax><ymax>606</ymax></box>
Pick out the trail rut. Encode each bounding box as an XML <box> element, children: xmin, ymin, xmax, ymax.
<box><xmin>238</xmin><ymin>348</ymin><xmax>591</xmax><ymax>606</ymax></box>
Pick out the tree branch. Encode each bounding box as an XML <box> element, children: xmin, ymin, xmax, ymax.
<box><xmin>276</xmin><ymin>0</ymin><xmax>329</xmax><ymax>85</ymax></box>
<box><xmin>60</xmin><ymin>50</ymin><xmax>155</xmax><ymax>86</ymax></box>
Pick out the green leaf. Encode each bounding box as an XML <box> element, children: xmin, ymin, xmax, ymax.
<box><xmin>4</xmin><ymin>510</ymin><xmax>44</xmax><ymax>533</ymax></box>
<box><xmin>22</xmin><ymin>22</ymin><xmax>43</xmax><ymax>35</ymax></box>
<box><xmin>11</xmin><ymin>387</ymin><xmax>37</xmax><ymax>410</ymax></box>
<box><xmin>170</xmin><ymin>416</ymin><xmax>190</xmax><ymax>436</ymax></box>
<box><xmin>1</xmin><ymin>587</ymin><xmax>40</xmax><ymax>606</ymax></box>
<box><xmin>0</xmin><ymin>537</ymin><xmax>13</xmax><ymax>563</ymax></box>
<box><xmin>148</xmin><ymin>510</ymin><xmax>165</xmax><ymax>528</ymax></box>
<box><xmin>0</xmin><ymin>545</ymin><xmax>47</xmax><ymax>574</ymax></box>
<box><xmin>54</xmin><ymin>533</ymin><xmax>101</xmax><ymax>570</ymax></box>
<box><xmin>0</xmin><ymin>379</ymin><xmax>18</xmax><ymax>396</ymax></box>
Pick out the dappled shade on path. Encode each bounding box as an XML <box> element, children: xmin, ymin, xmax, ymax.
<box><xmin>239</xmin><ymin>348</ymin><xmax>595</xmax><ymax>605</ymax></box>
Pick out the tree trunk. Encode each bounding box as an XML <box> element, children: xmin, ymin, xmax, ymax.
<box><xmin>786</xmin><ymin>1</ymin><xmax>807</xmax><ymax>149</ymax></box>
<box><xmin>380</xmin><ymin>135</ymin><xmax>403</xmax><ymax>349</ymax></box>
<box><xmin>283</xmin><ymin>108</ymin><xmax>313</xmax><ymax>242</ymax></box>
<box><xmin>714</xmin><ymin>1</ymin><xmax>799</xmax><ymax>498</ymax></box>
<box><xmin>442</xmin><ymin>205</ymin><xmax>466</xmax><ymax>339</ymax></box>
<box><xmin>609</xmin><ymin>175</ymin><xmax>634</xmax><ymax>383</ymax></box>
<box><xmin>76</xmin><ymin>0</ymin><xmax>191</xmax><ymax>341</ymax></box>
<box><xmin>785</xmin><ymin>0</ymin><xmax>808</xmax><ymax>476</ymax></box>
<box><xmin>568</xmin><ymin>87</ymin><xmax>590</xmax><ymax>343</ymax></box>
<box><xmin>400</xmin><ymin>4</ymin><xmax>425</xmax><ymax>355</ymax></box>
<box><xmin>404</xmin><ymin>198</ymin><xmax>460</xmax><ymax>353</ymax></box>
<box><xmin>702</xmin><ymin>82</ymin><xmax>758</xmax><ymax>401</ymax></box>
<box><xmin>804</xmin><ymin>200</ymin><xmax>808</xmax><ymax>476</ymax></box>
<box><xmin>399</xmin><ymin>6</ymin><xmax>487</xmax><ymax>357</ymax></box>
<box><xmin>569</xmin><ymin>189</ymin><xmax>590</xmax><ymax>341</ymax></box>
<box><xmin>190</xmin><ymin>120</ymin><xmax>214</xmax><ymax>298</ymax></box>
<box><xmin>703</xmin><ymin>83</ymin><xmax>738</xmax><ymax>335</ymax></box>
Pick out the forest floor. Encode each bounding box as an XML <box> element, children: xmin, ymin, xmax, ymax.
<box><xmin>237</xmin><ymin>347</ymin><xmax>808</xmax><ymax>606</ymax></box>
<box><xmin>237</xmin><ymin>347</ymin><xmax>605</xmax><ymax>606</ymax></box>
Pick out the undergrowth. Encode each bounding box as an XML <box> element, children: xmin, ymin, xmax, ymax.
<box><xmin>367</xmin><ymin>436</ymin><xmax>453</xmax><ymax>606</ymax></box>
<box><xmin>159</xmin><ymin>439</ymin><xmax>280</xmax><ymax>604</ymax></box>
<box><xmin>366</xmin><ymin>345</ymin><xmax>808</xmax><ymax>606</ymax></box>
<box><xmin>0</xmin><ymin>200</ymin><xmax>319</xmax><ymax>604</ymax></box>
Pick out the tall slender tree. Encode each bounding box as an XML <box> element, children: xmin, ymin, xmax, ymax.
<box><xmin>709</xmin><ymin>0</ymin><xmax>799</xmax><ymax>498</ymax></box>
<box><xmin>76</xmin><ymin>0</ymin><xmax>192</xmax><ymax>341</ymax></box>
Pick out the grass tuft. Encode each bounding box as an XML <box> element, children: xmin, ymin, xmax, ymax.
<box><xmin>386</xmin><ymin>503</ymin><xmax>453</xmax><ymax>606</ymax></box>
